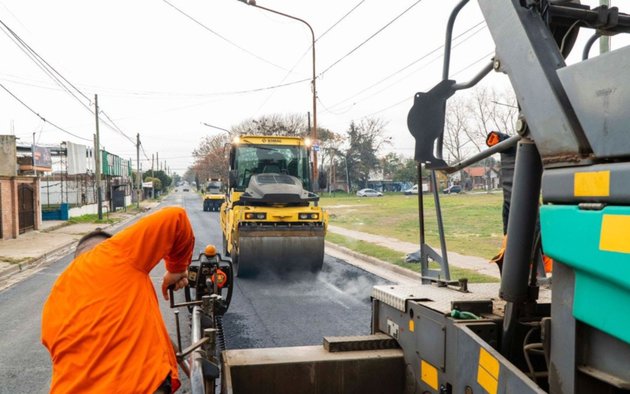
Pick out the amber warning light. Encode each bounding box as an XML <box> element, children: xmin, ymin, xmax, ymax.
<box><xmin>486</xmin><ymin>131</ymin><xmax>510</xmax><ymax>147</ymax></box>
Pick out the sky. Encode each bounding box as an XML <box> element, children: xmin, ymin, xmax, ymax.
<box><xmin>0</xmin><ymin>0</ymin><xmax>625</xmax><ymax>174</ymax></box>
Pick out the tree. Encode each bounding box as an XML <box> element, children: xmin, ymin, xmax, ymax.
<box><xmin>231</xmin><ymin>113</ymin><xmax>307</xmax><ymax>136</ymax></box>
<box><xmin>144</xmin><ymin>176</ymin><xmax>162</xmax><ymax>192</ymax></box>
<box><xmin>392</xmin><ymin>157</ymin><xmax>420</xmax><ymax>183</ymax></box>
<box><xmin>443</xmin><ymin>87</ymin><xmax>518</xmax><ymax>164</ymax></box>
<box><xmin>344</xmin><ymin>118</ymin><xmax>390</xmax><ymax>189</ymax></box>
<box><xmin>442</xmin><ymin>87</ymin><xmax>518</xmax><ymax>188</ymax></box>
<box><xmin>144</xmin><ymin>170</ymin><xmax>170</xmax><ymax>191</ymax></box>
<box><xmin>189</xmin><ymin>134</ymin><xmax>230</xmax><ymax>185</ymax></box>
<box><xmin>381</xmin><ymin>153</ymin><xmax>403</xmax><ymax>180</ymax></box>
<box><xmin>319</xmin><ymin>130</ymin><xmax>344</xmax><ymax>191</ymax></box>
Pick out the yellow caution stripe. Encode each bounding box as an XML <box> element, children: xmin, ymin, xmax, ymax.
<box><xmin>600</xmin><ymin>214</ymin><xmax>630</xmax><ymax>254</ymax></box>
<box><xmin>574</xmin><ymin>170</ymin><xmax>610</xmax><ymax>197</ymax></box>
<box><xmin>421</xmin><ymin>359</ymin><xmax>438</xmax><ymax>391</ymax></box>
<box><xmin>477</xmin><ymin>348</ymin><xmax>499</xmax><ymax>394</ymax></box>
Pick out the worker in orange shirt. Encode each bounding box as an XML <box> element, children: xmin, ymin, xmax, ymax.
<box><xmin>41</xmin><ymin>206</ymin><xmax>195</xmax><ymax>393</ymax></box>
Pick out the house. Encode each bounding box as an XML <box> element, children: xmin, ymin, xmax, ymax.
<box><xmin>0</xmin><ymin>135</ymin><xmax>43</xmax><ymax>239</ymax></box>
<box><xmin>462</xmin><ymin>166</ymin><xmax>500</xmax><ymax>190</ymax></box>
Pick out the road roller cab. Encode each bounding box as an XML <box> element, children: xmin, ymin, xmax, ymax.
<box><xmin>220</xmin><ymin>135</ymin><xmax>328</xmax><ymax>277</ymax></box>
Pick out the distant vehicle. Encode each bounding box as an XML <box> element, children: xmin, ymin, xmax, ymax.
<box><xmin>404</xmin><ymin>185</ymin><xmax>418</xmax><ymax>195</ymax></box>
<box><xmin>356</xmin><ymin>188</ymin><xmax>383</xmax><ymax>197</ymax></box>
<box><xmin>442</xmin><ymin>185</ymin><xmax>462</xmax><ymax>194</ymax></box>
<box><xmin>183</xmin><ymin>188</ymin><xmax>190</xmax><ymax>192</ymax></box>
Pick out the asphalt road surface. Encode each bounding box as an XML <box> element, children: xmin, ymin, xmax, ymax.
<box><xmin>0</xmin><ymin>190</ymin><xmax>390</xmax><ymax>393</ymax></box>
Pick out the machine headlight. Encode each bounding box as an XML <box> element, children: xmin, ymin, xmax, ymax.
<box><xmin>299</xmin><ymin>213</ymin><xmax>319</xmax><ymax>220</ymax></box>
<box><xmin>245</xmin><ymin>212</ymin><xmax>267</xmax><ymax>220</ymax></box>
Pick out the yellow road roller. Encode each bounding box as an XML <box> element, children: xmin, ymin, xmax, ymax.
<box><xmin>220</xmin><ymin>135</ymin><xmax>327</xmax><ymax>277</ymax></box>
<box><xmin>203</xmin><ymin>178</ymin><xmax>225</xmax><ymax>212</ymax></box>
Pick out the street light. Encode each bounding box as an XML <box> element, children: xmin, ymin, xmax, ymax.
<box><xmin>237</xmin><ymin>0</ymin><xmax>319</xmax><ymax>183</ymax></box>
<box><xmin>201</xmin><ymin>122</ymin><xmax>231</xmax><ymax>135</ymax></box>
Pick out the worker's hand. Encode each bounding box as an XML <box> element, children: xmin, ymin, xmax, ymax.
<box><xmin>162</xmin><ymin>270</ymin><xmax>189</xmax><ymax>301</ymax></box>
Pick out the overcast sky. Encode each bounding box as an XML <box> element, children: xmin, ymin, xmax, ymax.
<box><xmin>0</xmin><ymin>0</ymin><xmax>624</xmax><ymax>173</ymax></box>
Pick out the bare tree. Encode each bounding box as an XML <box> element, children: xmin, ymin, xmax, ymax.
<box><xmin>442</xmin><ymin>87</ymin><xmax>518</xmax><ymax>190</ymax></box>
<box><xmin>231</xmin><ymin>113</ymin><xmax>308</xmax><ymax>136</ymax></box>
<box><xmin>466</xmin><ymin>87</ymin><xmax>518</xmax><ymax>147</ymax></box>
<box><xmin>190</xmin><ymin>133</ymin><xmax>230</xmax><ymax>183</ymax></box>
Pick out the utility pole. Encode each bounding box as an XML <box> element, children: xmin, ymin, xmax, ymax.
<box><xmin>600</xmin><ymin>0</ymin><xmax>611</xmax><ymax>54</ymax></box>
<box><xmin>94</xmin><ymin>94</ymin><xmax>103</xmax><ymax>220</ymax></box>
<box><xmin>157</xmin><ymin>152</ymin><xmax>159</xmax><ymax>171</ymax></box>
<box><xmin>136</xmin><ymin>133</ymin><xmax>141</xmax><ymax>209</ymax></box>
<box><xmin>151</xmin><ymin>153</ymin><xmax>155</xmax><ymax>199</ymax></box>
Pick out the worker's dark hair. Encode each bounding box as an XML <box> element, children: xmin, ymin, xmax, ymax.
<box><xmin>75</xmin><ymin>228</ymin><xmax>112</xmax><ymax>257</ymax></box>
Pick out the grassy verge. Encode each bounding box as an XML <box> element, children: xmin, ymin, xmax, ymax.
<box><xmin>67</xmin><ymin>214</ymin><xmax>117</xmax><ymax>225</ymax></box>
<box><xmin>321</xmin><ymin>192</ymin><xmax>504</xmax><ymax>259</ymax></box>
<box><xmin>0</xmin><ymin>256</ymin><xmax>33</xmax><ymax>265</ymax></box>
<box><xmin>326</xmin><ymin>232</ymin><xmax>498</xmax><ymax>283</ymax></box>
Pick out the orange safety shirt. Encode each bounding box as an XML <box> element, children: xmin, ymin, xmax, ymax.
<box><xmin>41</xmin><ymin>207</ymin><xmax>195</xmax><ymax>393</ymax></box>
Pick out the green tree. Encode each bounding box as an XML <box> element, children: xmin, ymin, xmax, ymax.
<box><xmin>392</xmin><ymin>158</ymin><xmax>425</xmax><ymax>183</ymax></box>
<box><xmin>144</xmin><ymin>171</ymin><xmax>170</xmax><ymax>191</ymax></box>
<box><xmin>344</xmin><ymin>118</ymin><xmax>389</xmax><ymax>189</ymax></box>
<box><xmin>144</xmin><ymin>177</ymin><xmax>162</xmax><ymax>191</ymax></box>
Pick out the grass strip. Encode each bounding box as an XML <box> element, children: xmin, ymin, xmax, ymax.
<box><xmin>67</xmin><ymin>214</ymin><xmax>117</xmax><ymax>224</ymax></box>
<box><xmin>0</xmin><ymin>256</ymin><xmax>33</xmax><ymax>265</ymax></box>
<box><xmin>326</xmin><ymin>232</ymin><xmax>498</xmax><ymax>283</ymax></box>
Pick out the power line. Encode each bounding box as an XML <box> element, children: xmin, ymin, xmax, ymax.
<box><xmin>0</xmin><ymin>82</ymin><xmax>91</xmax><ymax>142</ymax></box>
<box><xmin>360</xmin><ymin>51</ymin><xmax>495</xmax><ymax>119</ymax></box>
<box><xmin>252</xmin><ymin>0</ymin><xmax>367</xmax><ymax>115</ymax></box>
<box><xmin>316</xmin><ymin>0</ymin><xmax>367</xmax><ymax>44</ymax></box>
<box><xmin>319</xmin><ymin>0</ymin><xmax>424</xmax><ymax>77</ymax></box>
<box><xmin>325</xmin><ymin>21</ymin><xmax>486</xmax><ymax>111</ymax></box>
<box><xmin>0</xmin><ymin>18</ymin><xmax>137</xmax><ymax>145</ymax></box>
<box><xmin>161</xmin><ymin>0</ymin><xmax>288</xmax><ymax>72</ymax></box>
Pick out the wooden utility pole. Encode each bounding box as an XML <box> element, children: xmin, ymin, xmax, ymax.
<box><xmin>136</xmin><ymin>133</ymin><xmax>141</xmax><ymax>209</ymax></box>
<box><xmin>94</xmin><ymin>94</ymin><xmax>102</xmax><ymax>220</ymax></box>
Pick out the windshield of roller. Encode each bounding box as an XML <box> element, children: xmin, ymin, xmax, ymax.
<box><xmin>233</xmin><ymin>144</ymin><xmax>311</xmax><ymax>191</ymax></box>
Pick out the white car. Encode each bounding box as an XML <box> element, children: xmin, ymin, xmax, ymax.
<box><xmin>356</xmin><ymin>188</ymin><xmax>383</xmax><ymax>197</ymax></box>
<box><xmin>403</xmin><ymin>185</ymin><xmax>418</xmax><ymax>195</ymax></box>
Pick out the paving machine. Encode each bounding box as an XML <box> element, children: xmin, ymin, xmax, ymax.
<box><xmin>203</xmin><ymin>179</ymin><xmax>225</xmax><ymax>212</ymax></box>
<box><xmin>214</xmin><ymin>2</ymin><xmax>630</xmax><ymax>393</ymax></box>
<box><xmin>220</xmin><ymin>135</ymin><xmax>327</xmax><ymax>277</ymax></box>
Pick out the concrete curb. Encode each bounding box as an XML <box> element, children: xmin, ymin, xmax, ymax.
<box><xmin>325</xmin><ymin>241</ymin><xmax>421</xmax><ymax>281</ymax></box>
<box><xmin>40</xmin><ymin>222</ymin><xmax>72</xmax><ymax>233</ymax></box>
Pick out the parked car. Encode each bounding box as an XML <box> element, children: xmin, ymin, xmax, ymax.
<box><xmin>403</xmin><ymin>185</ymin><xmax>418</xmax><ymax>195</ymax></box>
<box><xmin>442</xmin><ymin>185</ymin><xmax>462</xmax><ymax>194</ymax></box>
<box><xmin>356</xmin><ymin>188</ymin><xmax>383</xmax><ymax>197</ymax></box>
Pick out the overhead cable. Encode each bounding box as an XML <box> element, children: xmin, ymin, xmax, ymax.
<box><xmin>0</xmin><ymin>83</ymin><xmax>91</xmax><ymax>142</ymax></box>
<box><xmin>326</xmin><ymin>21</ymin><xmax>486</xmax><ymax>111</ymax></box>
<box><xmin>0</xmin><ymin>18</ymin><xmax>137</xmax><ymax>145</ymax></box>
<box><xmin>318</xmin><ymin>0</ymin><xmax>424</xmax><ymax>77</ymax></box>
<box><xmin>162</xmin><ymin>0</ymin><xmax>289</xmax><ymax>72</ymax></box>
<box><xmin>252</xmin><ymin>0</ymin><xmax>367</xmax><ymax>114</ymax></box>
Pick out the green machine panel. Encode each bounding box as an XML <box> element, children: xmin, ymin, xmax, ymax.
<box><xmin>541</xmin><ymin>205</ymin><xmax>630</xmax><ymax>344</ymax></box>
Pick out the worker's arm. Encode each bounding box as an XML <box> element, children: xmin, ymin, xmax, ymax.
<box><xmin>106</xmin><ymin>206</ymin><xmax>195</xmax><ymax>298</ymax></box>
